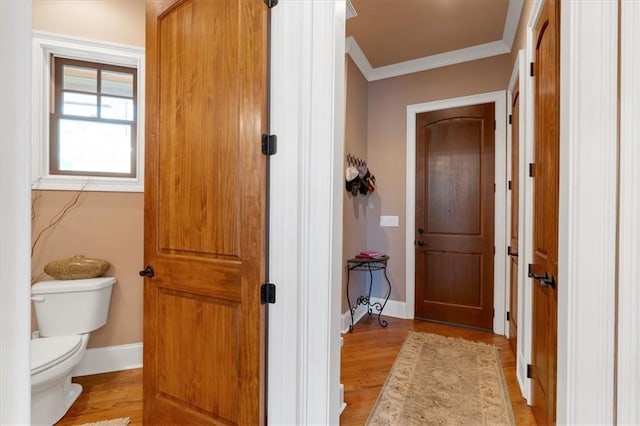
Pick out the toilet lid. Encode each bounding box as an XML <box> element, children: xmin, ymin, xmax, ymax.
<box><xmin>31</xmin><ymin>335</ymin><xmax>83</xmax><ymax>375</ymax></box>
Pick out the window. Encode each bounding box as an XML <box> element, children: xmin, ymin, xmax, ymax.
<box><xmin>51</xmin><ymin>57</ymin><xmax>137</xmax><ymax>178</ymax></box>
<box><xmin>32</xmin><ymin>32</ymin><xmax>145</xmax><ymax>192</ymax></box>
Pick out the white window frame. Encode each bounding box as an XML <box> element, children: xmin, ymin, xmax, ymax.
<box><xmin>32</xmin><ymin>31</ymin><xmax>145</xmax><ymax>192</ymax></box>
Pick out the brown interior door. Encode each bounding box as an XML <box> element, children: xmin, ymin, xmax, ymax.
<box><xmin>143</xmin><ymin>0</ymin><xmax>267</xmax><ymax>424</ymax></box>
<box><xmin>415</xmin><ymin>103</ymin><xmax>495</xmax><ymax>330</ymax></box>
<box><xmin>531</xmin><ymin>0</ymin><xmax>560</xmax><ymax>424</ymax></box>
<box><xmin>508</xmin><ymin>85</ymin><xmax>520</xmax><ymax>354</ymax></box>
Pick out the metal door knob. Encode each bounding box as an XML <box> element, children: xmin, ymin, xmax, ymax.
<box><xmin>139</xmin><ymin>265</ymin><xmax>155</xmax><ymax>278</ymax></box>
<box><xmin>416</xmin><ymin>240</ymin><xmax>425</xmax><ymax>247</ymax></box>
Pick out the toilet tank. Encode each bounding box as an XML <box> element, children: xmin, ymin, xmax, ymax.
<box><xmin>31</xmin><ymin>277</ymin><xmax>116</xmax><ymax>337</ymax></box>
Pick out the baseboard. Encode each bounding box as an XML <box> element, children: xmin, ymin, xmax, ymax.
<box><xmin>341</xmin><ymin>304</ymin><xmax>368</xmax><ymax>333</ymax></box>
<box><xmin>341</xmin><ymin>299</ymin><xmax>408</xmax><ymax>333</ymax></box>
<box><xmin>370</xmin><ymin>297</ymin><xmax>408</xmax><ymax>319</ymax></box>
<box><xmin>339</xmin><ymin>383</ymin><xmax>347</xmax><ymax>414</ymax></box>
<box><xmin>73</xmin><ymin>342</ymin><xmax>143</xmax><ymax>377</ymax></box>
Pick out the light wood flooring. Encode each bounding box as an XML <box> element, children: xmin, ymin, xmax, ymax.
<box><xmin>57</xmin><ymin>316</ymin><xmax>535</xmax><ymax>425</ymax></box>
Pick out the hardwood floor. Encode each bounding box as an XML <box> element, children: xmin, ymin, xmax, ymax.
<box><xmin>57</xmin><ymin>316</ymin><xmax>535</xmax><ymax>425</ymax></box>
<box><xmin>340</xmin><ymin>316</ymin><xmax>536</xmax><ymax>425</ymax></box>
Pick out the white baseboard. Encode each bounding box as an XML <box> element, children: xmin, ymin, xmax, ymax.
<box><xmin>341</xmin><ymin>299</ymin><xmax>409</xmax><ymax>333</ymax></box>
<box><xmin>73</xmin><ymin>342</ymin><xmax>143</xmax><ymax>377</ymax></box>
<box><xmin>370</xmin><ymin>297</ymin><xmax>408</xmax><ymax>319</ymax></box>
<box><xmin>339</xmin><ymin>383</ymin><xmax>346</xmax><ymax>414</ymax></box>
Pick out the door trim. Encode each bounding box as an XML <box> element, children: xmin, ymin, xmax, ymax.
<box><xmin>617</xmin><ymin>2</ymin><xmax>640</xmax><ymax>423</ymax></box>
<box><xmin>557</xmin><ymin>0</ymin><xmax>619</xmax><ymax>423</ymax></box>
<box><xmin>405</xmin><ymin>90</ymin><xmax>507</xmax><ymax>334</ymax></box>
<box><xmin>507</xmin><ymin>49</ymin><xmax>532</xmax><ymax>402</ymax></box>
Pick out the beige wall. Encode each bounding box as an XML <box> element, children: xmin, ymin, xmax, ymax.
<box><xmin>32</xmin><ymin>0</ymin><xmax>145</xmax><ymax>348</ymax></box>
<box><xmin>31</xmin><ymin>191</ymin><xmax>143</xmax><ymax>348</ymax></box>
<box><xmin>33</xmin><ymin>0</ymin><xmax>145</xmax><ymax>47</ymax></box>
<box><xmin>342</xmin><ymin>56</ymin><xmax>369</xmax><ymax>314</ymax></box>
<box><xmin>364</xmin><ymin>54</ymin><xmax>513</xmax><ymax>303</ymax></box>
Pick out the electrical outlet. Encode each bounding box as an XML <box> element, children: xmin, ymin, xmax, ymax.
<box><xmin>380</xmin><ymin>215</ymin><xmax>399</xmax><ymax>227</ymax></box>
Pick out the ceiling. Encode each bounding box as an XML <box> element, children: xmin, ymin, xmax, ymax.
<box><xmin>346</xmin><ymin>0</ymin><xmax>524</xmax><ymax>81</ymax></box>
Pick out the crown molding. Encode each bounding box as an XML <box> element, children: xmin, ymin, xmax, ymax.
<box><xmin>346</xmin><ymin>0</ymin><xmax>524</xmax><ymax>82</ymax></box>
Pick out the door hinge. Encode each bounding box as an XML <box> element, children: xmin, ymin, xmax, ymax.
<box><xmin>492</xmin><ymin>308</ymin><xmax>495</xmax><ymax>318</ymax></box>
<box><xmin>527</xmin><ymin>364</ymin><xmax>533</xmax><ymax>378</ymax></box>
<box><xmin>494</xmin><ymin>120</ymin><xmax>496</xmax><ymax>130</ymax></box>
<box><xmin>262</xmin><ymin>134</ymin><xmax>277</xmax><ymax>156</ymax></box>
<box><xmin>530</xmin><ymin>62</ymin><xmax>534</xmax><ymax>77</ymax></box>
<box><xmin>529</xmin><ymin>163</ymin><xmax>535</xmax><ymax>177</ymax></box>
<box><xmin>261</xmin><ymin>283</ymin><xmax>276</xmax><ymax>304</ymax></box>
<box><xmin>508</xmin><ymin>114</ymin><xmax>512</xmax><ymax>125</ymax></box>
<box><xmin>508</xmin><ymin>180</ymin><xmax>512</xmax><ymax>190</ymax></box>
<box><xmin>264</xmin><ymin>0</ymin><xmax>278</xmax><ymax>8</ymax></box>
<box><xmin>506</xmin><ymin>311</ymin><xmax>510</xmax><ymax>321</ymax></box>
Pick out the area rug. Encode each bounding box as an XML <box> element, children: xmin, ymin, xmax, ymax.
<box><xmin>366</xmin><ymin>332</ymin><xmax>515</xmax><ymax>425</ymax></box>
<box><xmin>78</xmin><ymin>418</ymin><xmax>130</xmax><ymax>426</ymax></box>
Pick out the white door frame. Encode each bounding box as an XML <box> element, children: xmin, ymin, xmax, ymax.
<box><xmin>616</xmin><ymin>1</ymin><xmax>640</xmax><ymax>423</ymax></box>
<box><xmin>507</xmin><ymin>49</ymin><xmax>532</xmax><ymax>401</ymax></box>
<box><xmin>405</xmin><ymin>90</ymin><xmax>508</xmax><ymax>335</ymax></box>
<box><xmin>0</xmin><ymin>1</ymin><xmax>32</xmax><ymax>424</ymax></box>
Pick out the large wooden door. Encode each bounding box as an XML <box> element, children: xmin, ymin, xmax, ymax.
<box><xmin>415</xmin><ymin>104</ymin><xmax>495</xmax><ymax>330</ymax></box>
<box><xmin>508</xmin><ymin>84</ymin><xmax>520</xmax><ymax>353</ymax></box>
<box><xmin>531</xmin><ymin>0</ymin><xmax>560</xmax><ymax>424</ymax></box>
<box><xmin>143</xmin><ymin>1</ymin><xmax>267</xmax><ymax>424</ymax></box>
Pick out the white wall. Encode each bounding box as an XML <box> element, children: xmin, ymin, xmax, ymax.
<box><xmin>0</xmin><ymin>1</ymin><xmax>32</xmax><ymax>423</ymax></box>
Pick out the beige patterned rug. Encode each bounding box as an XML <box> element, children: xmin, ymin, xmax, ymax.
<box><xmin>367</xmin><ymin>332</ymin><xmax>515</xmax><ymax>425</ymax></box>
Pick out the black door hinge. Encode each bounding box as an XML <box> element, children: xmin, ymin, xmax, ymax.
<box><xmin>508</xmin><ymin>114</ymin><xmax>513</xmax><ymax>125</ymax></box>
<box><xmin>506</xmin><ymin>311</ymin><xmax>510</xmax><ymax>321</ymax></box>
<box><xmin>262</xmin><ymin>134</ymin><xmax>277</xmax><ymax>156</ymax></box>
<box><xmin>494</xmin><ymin>120</ymin><xmax>496</xmax><ymax>130</ymax></box>
<box><xmin>508</xmin><ymin>180</ymin><xmax>512</xmax><ymax>190</ymax></box>
<box><xmin>261</xmin><ymin>283</ymin><xmax>276</xmax><ymax>304</ymax></box>
<box><xmin>530</xmin><ymin>62</ymin><xmax>534</xmax><ymax>77</ymax></box>
<box><xmin>529</xmin><ymin>163</ymin><xmax>535</xmax><ymax>177</ymax></box>
<box><xmin>264</xmin><ymin>0</ymin><xmax>278</xmax><ymax>8</ymax></box>
<box><xmin>492</xmin><ymin>308</ymin><xmax>495</xmax><ymax>318</ymax></box>
<box><xmin>527</xmin><ymin>364</ymin><xmax>533</xmax><ymax>378</ymax></box>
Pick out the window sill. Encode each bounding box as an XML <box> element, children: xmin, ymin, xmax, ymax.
<box><xmin>32</xmin><ymin>174</ymin><xmax>143</xmax><ymax>193</ymax></box>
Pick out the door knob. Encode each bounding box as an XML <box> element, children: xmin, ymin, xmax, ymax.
<box><xmin>417</xmin><ymin>228</ymin><xmax>425</xmax><ymax>234</ymax></box>
<box><xmin>527</xmin><ymin>264</ymin><xmax>555</xmax><ymax>289</ymax></box>
<box><xmin>139</xmin><ymin>265</ymin><xmax>155</xmax><ymax>278</ymax></box>
<box><xmin>416</xmin><ymin>240</ymin><xmax>425</xmax><ymax>247</ymax></box>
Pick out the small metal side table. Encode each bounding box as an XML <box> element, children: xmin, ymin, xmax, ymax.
<box><xmin>346</xmin><ymin>255</ymin><xmax>392</xmax><ymax>332</ymax></box>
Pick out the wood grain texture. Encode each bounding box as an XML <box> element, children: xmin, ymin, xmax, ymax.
<box><xmin>531</xmin><ymin>0</ymin><xmax>560</xmax><ymax>424</ymax></box>
<box><xmin>144</xmin><ymin>0</ymin><xmax>267</xmax><ymax>424</ymax></box>
<box><xmin>56</xmin><ymin>318</ymin><xmax>535</xmax><ymax>425</ymax></box>
<box><xmin>340</xmin><ymin>317</ymin><xmax>537</xmax><ymax>426</ymax></box>
<box><xmin>415</xmin><ymin>103</ymin><xmax>495</xmax><ymax>329</ymax></box>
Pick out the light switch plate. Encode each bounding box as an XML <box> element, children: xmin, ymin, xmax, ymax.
<box><xmin>380</xmin><ymin>215</ymin><xmax>399</xmax><ymax>227</ymax></box>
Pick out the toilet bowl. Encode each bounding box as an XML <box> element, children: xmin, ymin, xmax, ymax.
<box><xmin>31</xmin><ymin>334</ymin><xmax>88</xmax><ymax>425</ymax></box>
<box><xmin>30</xmin><ymin>277</ymin><xmax>116</xmax><ymax>426</ymax></box>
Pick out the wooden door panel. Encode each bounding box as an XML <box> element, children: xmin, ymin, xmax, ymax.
<box><xmin>531</xmin><ymin>0</ymin><xmax>560</xmax><ymax>424</ymax></box>
<box><xmin>424</xmin><ymin>252</ymin><xmax>481</xmax><ymax>306</ymax></box>
<box><xmin>415</xmin><ymin>103</ymin><xmax>495</xmax><ymax>330</ymax></box>
<box><xmin>426</xmin><ymin>119</ymin><xmax>481</xmax><ymax>235</ymax></box>
<box><xmin>144</xmin><ymin>0</ymin><xmax>267</xmax><ymax>424</ymax></box>
<box><xmin>157</xmin><ymin>291</ymin><xmax>239</xmax><ymax>422</ymax></box>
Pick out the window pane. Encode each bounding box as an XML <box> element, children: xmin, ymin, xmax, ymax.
<box><xmin>101</xmin><ymin>96</ymin><xmax>134</xmax><ymax>121</ymax></box>
<box><xmin>58</xmin><ymin>119</ymin><xmax>132</xmax><ymax>174</ymax></box>
<box><xmin>62</xmin><ymin>65</ymin><xmax>97</xmax><ymax>93</ymax></box>
<box><xmin>102</xmin><ymin>70</ymin><xmax>133</xmax><ymax>97</ymax></box>
<box><xmin>62</xmin><ymin>92</ymin><xmax>97</xmax><ymax>117</ymax></box>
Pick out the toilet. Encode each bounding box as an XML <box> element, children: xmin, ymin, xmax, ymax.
<box><xmin>30</xmin><ymin>277</ymin><xmax>116</xmax><ymax>426</ymax></box>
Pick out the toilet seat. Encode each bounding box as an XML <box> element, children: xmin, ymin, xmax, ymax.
<box><xmin>31</xmin><ymin>335</ymin><xmax>83</xmax><ymax>375</ymax></box>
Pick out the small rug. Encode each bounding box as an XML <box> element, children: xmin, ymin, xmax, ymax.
<box><xmin>78</xmin><ymin>418</ymin><xmax>130</xmax><ymax>426</ymax></box>
<box><xmin>367</xmin><ymin>332</ymin><xmax>515</xmax><ymax>425</ymax></box>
